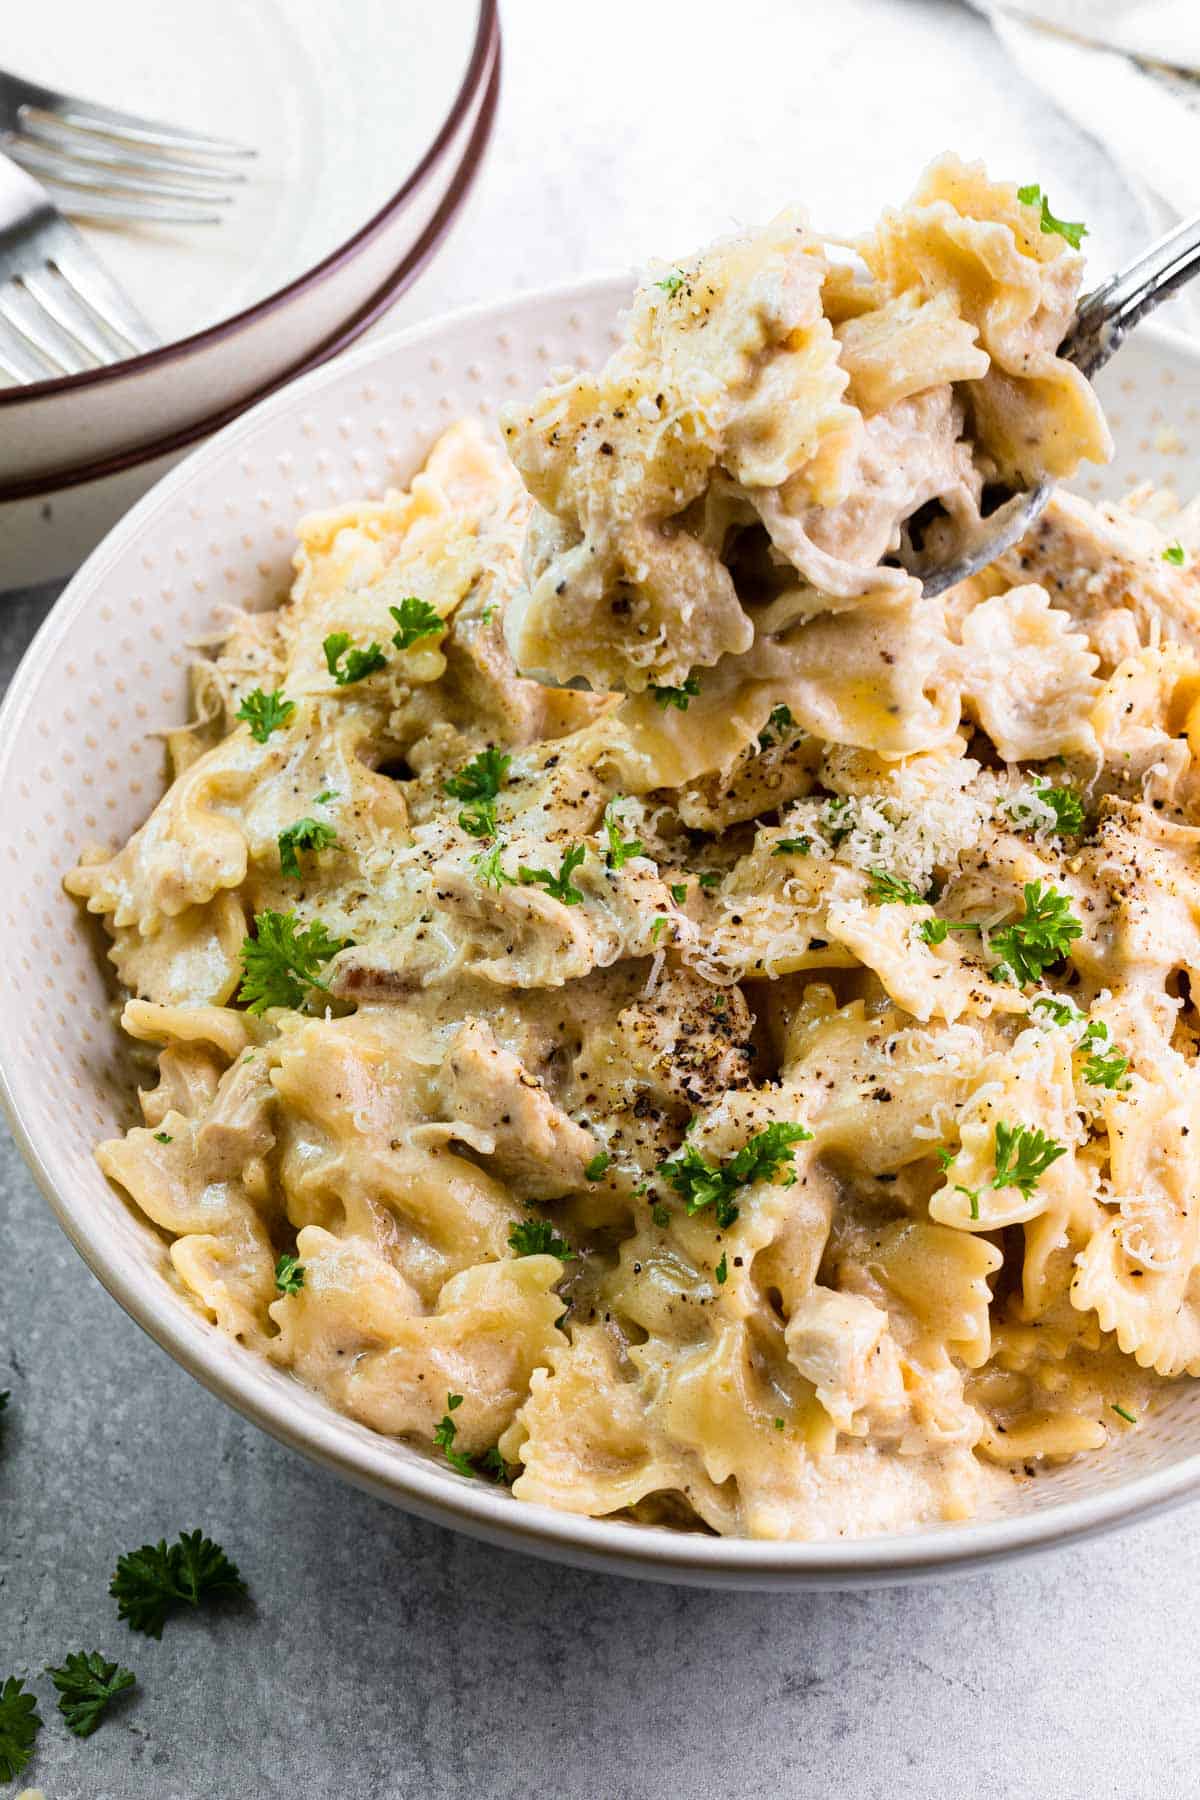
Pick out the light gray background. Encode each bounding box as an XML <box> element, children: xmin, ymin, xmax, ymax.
<box><xmin>3</xmin><ymin>3</ymin><xmax>1197</xmax><ymax>1795</ymax></box>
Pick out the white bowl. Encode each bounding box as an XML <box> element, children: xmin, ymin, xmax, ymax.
<box><xmin>4</xmin><ymin>278</ymin><xmax>1200</xmax><ymax>1587</ymax></box>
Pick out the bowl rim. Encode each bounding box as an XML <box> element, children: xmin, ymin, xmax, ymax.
<box><xmin>5</xmin><ymin>281</ymin><xmax>1200</xmax><ymax>1585</ymax></box>
<box><xmin>0</xmin><ymin>1</ymin><xmax>498</xmax><ymax>412</ymax></box>
<box><xmin>0</xmin><ymin>32</ymin><xmax>502</xmax><ymax>505</ymax></box>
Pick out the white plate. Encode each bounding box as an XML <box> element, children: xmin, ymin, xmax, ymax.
<box><xmin>3</xmin><ymin>280</ymin><xmax>1199</xmax><ymax>1587</ymax></box>
<box><xmin>0</xmin><ymin>0</ymin><xmax>497</xmax><ymax>495</ymax></box>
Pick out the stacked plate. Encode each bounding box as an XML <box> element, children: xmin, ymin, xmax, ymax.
<box><xmin>0</xmin><ymin>0</ymin><xmax>500</xmax><ymax>586</ymax></box>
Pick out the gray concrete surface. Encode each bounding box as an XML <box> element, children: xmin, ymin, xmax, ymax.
<box><xmin>3</xmin><ymin>3</ymin><xmax>1197</xmax><ymax>1793</ymax></box>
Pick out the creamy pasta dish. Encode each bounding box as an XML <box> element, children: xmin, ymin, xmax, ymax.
<box><xmin>68</xmin><ymin>157</ymin><xmax>1200</xmax><ymax>1540</ymax></box>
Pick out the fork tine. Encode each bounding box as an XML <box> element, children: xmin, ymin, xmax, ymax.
<box><xmin>0</xmin><ymin>280</ymin><xmax>92</xmax><ymax>373</ymax></box>
<box><xmin>50</xmin><ymin>241</ymin><xmax>158</xmax><ymax>352</ymax></box>
<box><xmin>41</xmin><ymin>183</ymin><xmax>224</xmax><ymax>226</ymax></box>
<box><xmin>8</xmin><ymin>140</ymin><xmax>234</xmax><ymax>206</ymax></box>
<box><xmin>0</xmin><ymin>286</ymin><xmax>83</xmax><ymax>374</ymax></box>
<box><xmin>20</xmin><ymin>267</ymin><xmax>115</xmax><ymax>365</ymax></box>
<box><xmin>0</xmin><ymin>306</ymin><xmax>61</xmax><ymax>380</ymax></box>
<box><xmin>5</xmin><ymin>125</ymin><xmax>248</xmax><ymax>187</ymax></box>
<box><xmin>18</xmin><ymin>98</ymin><xmax>254</xmax><ymax>159</ymax></box>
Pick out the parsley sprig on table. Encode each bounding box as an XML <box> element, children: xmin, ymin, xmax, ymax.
<box><xmin>867</xmin><ymin>869</ymin><xmax>925</xmax><ymax>905</ymax></box>
<box><xmin>238</xmin><ymin>910</ymin><xmax>350</xmax><ymax>1013</ymax></box>
<box><xmin>110</xmin><ymin>1531</ymin><xmax>246</xmax><ymax>1639</ymax></box>
<box><xmin>235</xmin><ymin>687</ymin><xmax>294</xmax><ymax>744</ymax></box>
<box><xmin>0</xmin><ymin>1675</ymin><xmax>41</xmax><ymax>1781</ymax></box>
<box><xmin>389</xmin><ymin>597</ymin><xmax>443</xmax><ymax>650</ymax></box>
<box><xmin>519</xmin><ymin>844</ymin><xmax>587</xmax><ymax>905</ymax></box>
<box><xmin>1016</xmin><ymin>182</ymin><xmax>1088</xmax><ymax>248</ymax></box>
<box><xmin>658</xmin><ymin>1121</ymin><xmax>812</xmax><ymax>1229</ymax></box>
<box><xmin>508</xmin><ymin>1218</ymin><xmax>575</xmax><ymax>1260</ymax></box>
<box><xmin>323</xmin><ymin>631</ymin><xmax>388</xmax><ymax>686</ymax></box>
<box><xmin>445</xmin><ymin>748</ymin><xmax>511</xmax><ymax>838</ymax></box>
<box><xmin>46</xmin><ymin>1651</ymin><xmax>136</xmax><ymax>1738</ymax></box>
<box><xmin>603</xmin><ymin>795</ymin><xmax>643</xmax><ymax>869</ymax></box>
<box><xmin>989</xmin><ymin>881</ymin><xmax>1082</xmax><ymax>986</ymax></box>
<box><xmin>992</xmin><ymin>1121</ymin><xmax>1066</xmax><ymax>1200</ymax></box>
<box><xmin>277</xmin><ymin>817</ymin><xmax>339</xmax><ymax>879</ymax></box>
<box><xmin>649</xmin><ymin>674</ymin><xmax>700</xmax><ymax>711</ymax></box>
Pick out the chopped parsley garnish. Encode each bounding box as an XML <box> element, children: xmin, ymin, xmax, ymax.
<box><xmin>1163</xmin><ymin>542</ymin><xmax>1186</xmax><ymax>566</ymax></box>
<box><xmin>389</xmin><ymin>597</ymin><xmax>443</xmax><ymax>650</ymax></box>
<box><xmin>481</xmin><ymin>603</ymin><xmax>497</xmax><ymax>625</ymax></box>
<box><xmin>773</xmin><ymin>1417</ymin><xmax>785</xmax><ymax>1431</ymax></box>
<box><xmin>603</xmin><ymin>795</ymin><xmax>643</xmax><ymax>868</ymax></box>
<box><xmin>867</xmin><ymin>868</ymin><xmax>924</xmax><ymax>905</ymax></box>
<box><xmin>508</xmin><ymin>1218</ymin><xmax>575</xmax><ymax>1260</ymax></box>
<box><xmin>236</xmin><ymin>687</ymin><xmax>294</xmax><ymax>744</ymax></box>
<box><xmin>585</xmin><ymin>1151</ymin><xmax>611</xmax><ymax>1181</ymax></box>
<box><xmin>110</xmin><ymin>1531</ymin><xmax>246</xmax><ymax>1638</ymax></box>
<box><xmin>238</xmin><ymin>910</ymin><xmax>350</xmax><ymax>1013</ymax></box>
<box><xmin>46</xmin><ymin>1651</ymin><xmax>136</xmax><ymax>1738</ymax></box>
<box><xmin>153</xmin><ymin>1131</ymin><xmax>173</xmax><ymax>1144</ymax></box>
<box><xmin>715</xmin><ymin>1253</ymin><xmax>728</xmax><ymax>1285</ymax></box>
<box><xmin>445</xmin><ymin>748</ymin><xmax>511</xmax><ymax>838</ymax></box>
<box><xmin>519</xmin><ymin>843</ymin><xmax>586</xmax><ymax>905</ymax></box>
<box><xmin>696</xmin><ymin>870</ymin><xmax>720</xmax><ymax>890</ymax></box>
<box><xmin>655</xmin><ymin>269</ymin><xmax>686</xmax><ymax>295</ymax></box>
<box><xmin>773</xmin><ymin>836</ymin><xmax>812</xmax><ymax>858</ymax></box>
<box><xmin>1111</xmin><ymin>1403</ymin><xmax>1138</xmax><ymax>1425</ymax></box>
<box><xmin>479</xmin><ymin>1445</ymin><xmax>511</xmax><ymax>1482</ymax></box>
<box><xmin>1034</xmin><ymin>780</ymin><xmax>1084</xmax><ymax>836</ymax></box>
<box><xmin>314</xmin><ymin>788</ymin><xmax>338</xmax><ymax>805</ymax></box>
<box><xmin>277</xmin><ymin>816</ymin><xmax>338</xmax><ymax>878</ymax></box>
<box><xmin>758</xmin><ymin>704</ymin><xmax>794</xmax><ymax>750</ymax></box>
<box><xmin>0</xmin><ymin>1675</ymin><xmax>41</xmax><ymax>1781</ymax></box>
<box><xmin>1031</xmin><ymin>993</ymin><xmax>1085</xmax><ymax>1028</ymax></box>
<box><xmin>989</xmin><ymin>881</ymin><xmax>1082</xmax><ymax>986</ymax></box>
<box><xmin>651</xmin><ymin>1203</ymin><xmax>670</xmax><ymax>1227</ymax></box>
<box><xmin>935</xmin><ymin>1146</ymin><xmax>956</xmax><ymax>1169</ymax></box>
<box><xmin>323</xmin><ymin>631</ymin><xmax>388</xmax><ymax>686</ymax></box>
<box><xmin>1084</xmin><ymin>1046</ymin><xmax>1132</xmax><ymax>1090</ymax></box>
<box><xmin>670</xmin><ymin>882</ymin><xmax>688</xmax><ymax>905</ymax></box>
<box><xmin>1016</xmin><ymin>183</ymin><xmax>1088</xmax><ymax>249</ymax></box>
<box><xmin>651</xmin><ymin>915</ymin><xmax>669</xmax><ymax>944</ymax></box>
<box><xmin>433</xmin><ymin>1393</ymin><xmax>475</xmax><ymax>1478</ymax></box>
<box><xmin>918</xmin><ymin>917</ymin><xmax>980</xmax><ymax>946</ymax></box>
<box><xmin>649</xmin><ymin>675</ymin><xmax>700</xmax><ymax>711</ymax></box>
<box><xmin>955</xmin><ymin>1183</ymin><xmax>982</xmax><ymax>1221</ymax></box>
<box><xmin>992</xmin><ymin>1121</ymin><xmax>1066</xmax><ymax>1200</ymax></box>
<box><xmin>826</xmin><ymin>802</ymin><xmax>856</xmax><ymax>850</ymax></box>
<box><xmin>472</xmin><ymin>840</ymin><xmax>516</xmax><ymax>890</ymax></box>
<box><xmin>274</xmin><ymin>1253</ymin><xmax>305</xmax><ymax>1295</ymax></box>
<box><xmin>658</xmin><ymin>1121</ymin><xmax>812</xmax><ymax>1230</ymax></box>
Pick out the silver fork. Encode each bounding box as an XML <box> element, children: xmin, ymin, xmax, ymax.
<box><xmin>0</xmin><ymin>65</ymin><xmax>253</xmax><ymax>226</ymax></box>
<box><xmin>0</xmin><ymin>152</ymin><xmax>160</xmax><ymax>379</ymax></box>
<box><xmin>902</xmin><ymin>209</ymin><xmax>1200</xmax><ymax>594</ymax></box>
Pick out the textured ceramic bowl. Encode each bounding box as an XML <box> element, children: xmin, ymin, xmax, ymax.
<box><xmin>4</xmin><ymin>279</ymin><xmax>1200</xmax><ymax>1587</ymax></box>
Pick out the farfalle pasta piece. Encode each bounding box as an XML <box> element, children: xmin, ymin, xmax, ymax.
<box><xmin>272</xmin><ymin>1226</ymin><xmax>566</xmax><ymax>1443</ymax></box>
<box><xmin>958</xmin><ymin>584</ymin><xmax>1101</xmax><ymax>761</ymax></box>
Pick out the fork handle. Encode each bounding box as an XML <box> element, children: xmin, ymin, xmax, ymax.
<box><xmin>1065</xmin><ymin>210</ymin><xmax>1200</xmax><ymax>377</ymax></box>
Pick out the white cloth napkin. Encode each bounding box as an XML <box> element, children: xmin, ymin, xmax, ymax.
<box><xmin>969</xmin><ymin>2</ymin><xmax>1200</xmax><ymax>219</ymax></box>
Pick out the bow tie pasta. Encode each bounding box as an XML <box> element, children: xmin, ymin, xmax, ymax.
<box><xmin>68</xmin><ymin>158</ymin><xmax>1200</xmax><ymax>1543</ymax></box>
